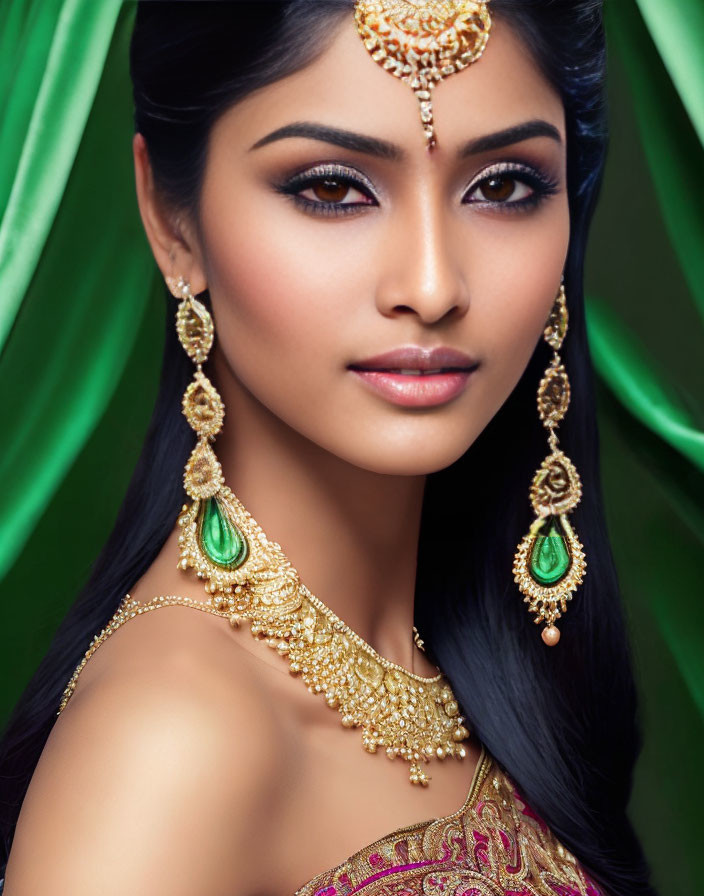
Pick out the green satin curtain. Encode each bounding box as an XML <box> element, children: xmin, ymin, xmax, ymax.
<box><xmin>0</xmin><ymin>2</ymin><xmax>702</xmax><ymax>892</ymax></box>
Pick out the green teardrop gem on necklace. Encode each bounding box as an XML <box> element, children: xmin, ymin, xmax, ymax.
<box><xmin>529</xmin><ymin>514</ymin><xmax>571</xmax><ymax>585</ymax></box>
<box><xmin>198</xmin><ymin>496</ymin><xmax>248</xmax><ymax>569</ymax></box>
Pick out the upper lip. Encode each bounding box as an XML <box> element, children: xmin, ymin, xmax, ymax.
<box><xmin>349</xmin><ymin>345</ymin><xmax>479</xmax><ymax>371</ymax></box>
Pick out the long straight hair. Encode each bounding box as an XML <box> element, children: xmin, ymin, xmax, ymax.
<box><xmin>1</xmin><ymin>3</ymin><xmax>656</xmax><ymax>894</ymax></box>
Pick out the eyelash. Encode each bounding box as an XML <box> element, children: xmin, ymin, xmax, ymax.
<box><xmin>275</xmin><ymin>161</ymin><xmax>560</xmax><ymax>218</ymax></box>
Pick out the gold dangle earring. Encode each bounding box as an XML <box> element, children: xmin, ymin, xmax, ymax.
<box><xmin>512</xmin><ymin>279</ymin><xmax>587</xmax><ymax>646</ymax></box>
<box><xmin>164</xmin><ymin>276</ymin><xmax>251</xmax><ymax>592</ymax></box>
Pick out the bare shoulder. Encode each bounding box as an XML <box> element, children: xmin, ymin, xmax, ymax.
<box><xmin>4</xmin><ymin>600</ymin><xmax>285</xmax><ymax>896</ymax></box>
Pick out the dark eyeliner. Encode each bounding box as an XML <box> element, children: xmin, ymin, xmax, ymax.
<box><xmin>273</xmin><ymin>160</ymin><xmax>559</xmax><ymax>217</ymax></box>
<box><xmin>462</xmin><ymin>161</ymin><xmax>560</xmax><ymax>212</ymax></box>
<box><xmin>274</xmin><ymin>163</ymin><xmax>378</xmax><ymax>217</ymax></box>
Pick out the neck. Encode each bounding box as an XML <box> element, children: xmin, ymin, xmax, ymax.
<box><xmin>212</xmin><ymin>356</ymin><xmax>429</xmax><ymax>673</ymax></box>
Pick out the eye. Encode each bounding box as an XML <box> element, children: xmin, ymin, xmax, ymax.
<box><xmin>470</xmin><ymin>174</ymin><xmax>532</xmax><ymax>203</ymax></box>
<box><xmin>275</xmin><ymin>163</ymin><xmax>378</xmax><ymax>216</ymax></box>
<box><xmin>463</xmin><ymin>162</ymin><xmax>559</xmax><ymax>210</ymax></box>
<box><xmin>299</xmin><ymin>176</ymin><xmax>373</xmax><ymax>206</ymax></box>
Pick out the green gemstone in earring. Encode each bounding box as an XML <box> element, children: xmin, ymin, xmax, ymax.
<box><xmin>529</xmin><ymin>515</ymin><xmax>571</xmax><ymax>585</ymax></box>
<box><xmin>199</xmin><ymin>496</ymin><xmax>248</xmax><ymax>569</ymax></box>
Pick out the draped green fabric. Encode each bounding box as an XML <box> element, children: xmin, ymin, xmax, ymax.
<box><xmin>0</xmin><ymin>0</ymin><xmax>157</xmax><ymax>584</ymax></box>
<box><xmin>0</xmin><ymin>2</ymin><xmax>702</xmax><ymax>892</ymax></box>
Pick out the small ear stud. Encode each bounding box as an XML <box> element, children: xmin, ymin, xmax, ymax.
<box><xmin>165</xmin><ymin>275</ymin><xmax>181</xmax><ymax>298</ymax></box>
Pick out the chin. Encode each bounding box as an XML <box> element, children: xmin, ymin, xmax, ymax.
<box><xmin>334</xmin><ymin>442</ymin><xmax>471</xmax><ymax>477</ymax></box>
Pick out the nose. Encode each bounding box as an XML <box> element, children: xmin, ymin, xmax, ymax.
<box><xmin>374</xmin><ymin>194</ymin><xmax>470</xmax><ymax>324</ymax></box>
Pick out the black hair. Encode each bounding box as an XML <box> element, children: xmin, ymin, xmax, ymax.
<box><xmin>0</xmin><ymin>3</ymin><xmax>656</xmax><ymax>894</ymax></box>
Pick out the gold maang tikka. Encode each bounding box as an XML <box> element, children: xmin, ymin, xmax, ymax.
<box><xmin>354</xmin><ymin>0</ymin><xmax>492</xmax><ymax>149</ymax></box>
<box><xmin>512</xmin><ymin>280</ymin><xmax>587</xmax><ymax>646</ymax></box>
<box><xmin>165</xmin><ymin>276</ymin><xmax>471</xmax><ymax>786</ymax></box>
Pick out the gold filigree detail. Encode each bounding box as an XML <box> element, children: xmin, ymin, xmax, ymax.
<box><xmin>514</xmin><ymin>281</ymin><xmax>587</xmax><ymax>645</ymax></box>
<box><xmin>176</xmin><ymin>296</ymin><xmax>214</xmax><ymax>364</ymax></box>
<box><xmin>176</xmin><ymin>484</ymin><xmax>470</xmax><ymax>785</ymax></box>
<box><xmin>182</xmin><ymin>370</ymin><xmax>225</xmax><ymax>437</ymax></box>
<box><xmin>423</xmin><ymin>872</ymin><xmax>502</xmax><ymax>894</ymax></box>
<box><xmin>537</xmin><ymin>358</ymin><xmax>570</xmax><ymax>428</ymax></box>
<box><xmin>512</xmin><ymin>513</ymin><xmax>586</xmax><ymax>628</ymax></box>
<box><xmin>355</xmin><ymin>0</ymin><xmax>492</xmax><ymax>148</ymax></box>
<box><xmin>543</xmin><ymin>283</ymin><xmax>568</xmax><ymax>351</ymax></box>
<box><xmin>294</xmin><ymin>742</ymin><xmax>604</xmax><ymax>895</ymax></box>
<box><xmin>529</xmin><ymin>449</ymin><xmax>582</xmax><ymax>516</ymax></box>
<box><xmin>183</xmin><ymin>438</ymin><xmax>224</xmax><ymax>499</ymax></box>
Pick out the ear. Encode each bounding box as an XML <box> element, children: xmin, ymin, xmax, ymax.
<box><xmin>132</xmin><ymin>132</ymin><xmax>207</xmax><ymax>295</ymax></box>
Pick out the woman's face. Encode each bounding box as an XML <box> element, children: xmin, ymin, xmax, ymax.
<box><xmin>186</xmin><ymin>13</ymin><xmax>569</xmax><ymax>476</ymax></box>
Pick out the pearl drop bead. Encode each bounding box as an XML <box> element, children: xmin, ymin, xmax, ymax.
<box><xmin>541</xmin><ymin>625</ymin><xmax>561</xmax><ymax>646</ymax></box>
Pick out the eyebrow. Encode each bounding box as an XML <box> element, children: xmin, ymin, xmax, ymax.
<box><xmin>248</xmin><ymin>119</ymin><xmax>562</xmax><ymax>160</ymax></box>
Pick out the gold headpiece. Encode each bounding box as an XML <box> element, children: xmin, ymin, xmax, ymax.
<box><xmin>354</xmin><ymin>0</ymin><xmax>492</xmax><ymax>149</ymax></box>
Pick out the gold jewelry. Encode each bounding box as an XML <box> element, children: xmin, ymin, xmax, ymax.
<box><xmin>354</xmin><ymin>0</ymin><xmax>492</xmax><ymax>149</ymax></box>
<box><xmin>512</xmin><ymin>280</ymin><xmax>587</xmax><ymax>646</ymax></box>
<box><xmin>412</xmin><ymin>624</ymin><xmax>426</xmax><ymax>652</ymax></box>
<box><xmin>168</xmin><ymin>277</ymin><xmax>470</xmax><ymax>786</ymax></box>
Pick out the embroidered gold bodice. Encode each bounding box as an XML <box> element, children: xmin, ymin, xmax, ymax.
<box><xmin>58</xmin><ymin>595</ymin><xmax>604</xmax><ymax>896</ymax></box>
<box><xmin>293</xmin><ymin>745</ymin><xmax>604</xmax><ymax>895</ymax></box>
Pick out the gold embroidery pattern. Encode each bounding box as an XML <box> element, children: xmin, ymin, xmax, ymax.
<box><xmin>295</xmin><ymin>750</ymin><xmax>603</xmax><ymax>895</ymax></box>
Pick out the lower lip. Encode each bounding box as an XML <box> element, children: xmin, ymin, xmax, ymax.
<box><xmin>350</xmin><ymin>369</ymin><xmax>476</xmax><ymax>407</ymax></box>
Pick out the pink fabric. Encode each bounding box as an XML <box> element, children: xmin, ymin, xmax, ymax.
<box><xmin>296</xmin><ymin>749</ymin><xmax>605</xmax><ymax>896</ymax></box>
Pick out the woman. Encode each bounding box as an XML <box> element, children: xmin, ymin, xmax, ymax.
<box><xmin>0</xmin><ymin>1</ymin><xmax>656</xmax><ymax>894</ymax></box>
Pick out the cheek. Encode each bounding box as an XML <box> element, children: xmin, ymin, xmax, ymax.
<box><xmin>469</xmin><ymin>203</ymin><xmax>569</xmax><ymax>403</ymax></box>
<box><xmin>196</xmin><ymin>185</ymin><xmax>364</xmax><ymax>418</ymax></box>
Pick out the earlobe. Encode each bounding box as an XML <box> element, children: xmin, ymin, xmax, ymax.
<box><xmin>132</xmin><ymin>132</ymin><xmax>207</xmax><ymax>294</ymax></box>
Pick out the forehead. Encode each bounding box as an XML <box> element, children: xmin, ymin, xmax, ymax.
<box><xmin>215</xmin><ymin>11</ymin><xmax>564</xmax><ymax>155</ymax></box>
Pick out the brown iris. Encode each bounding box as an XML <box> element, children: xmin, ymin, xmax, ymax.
<box><xmin>479</xmin><ymin>175</ymin><xmax>515</xmax><ymax>201</ymax></box>
<box><xmin>312</xmin><ymin>178</ymin><xmax>348</xmax><ymax>202</ymax></box>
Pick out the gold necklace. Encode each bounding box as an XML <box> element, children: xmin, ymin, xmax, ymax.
<box><xmin>166</xmin><ymin>274</ymin><xmax>470</xmax><ymax>785</ymax></box>
<box><xmin>177</xmin><ymin>485</ymin><xmax>470</xmax><ymax>786</ymax></box>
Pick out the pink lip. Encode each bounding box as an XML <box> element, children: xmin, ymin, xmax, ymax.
<box><xmin>351</xmin><ymin>345</ymin><xmax>479</xmax><ymax>371</ymax></box>
<box><xmin>348</xmin><ymin>345</ymin><xmax>479</xmax><ymax>408</ymax></box>
<box><xmin>351</xmin><ymin>369</ymin><xmax>474</xmax><ymax>407</ymax></box>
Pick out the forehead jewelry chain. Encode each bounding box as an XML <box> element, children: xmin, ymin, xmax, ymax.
<box><xmin>165</xmin><ymin>276</ymin><xmax>471</xmax><ymax>786</ymax></box>
<box><xmin>354</xmin><ymin>0</ymin><xmax>492</xmax><ymax>149</ymax></box>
